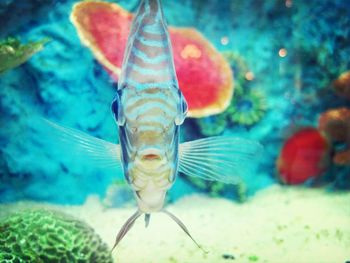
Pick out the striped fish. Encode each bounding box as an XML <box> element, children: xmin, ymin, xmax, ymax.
<box><xmin>112</xmin><ymin>0</ymin><xmax>186</xmax><ymax>215</ymax></box>
<box><xmin>44</xmin><ymin>0</ymin><xmax>262</xmax><ymax>253</ymax></box>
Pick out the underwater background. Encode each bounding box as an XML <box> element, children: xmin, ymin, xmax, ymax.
<box><xmin>0</xmin><ymin>0</ymin><xmax>350</xmax><ymax>262</ymax></box>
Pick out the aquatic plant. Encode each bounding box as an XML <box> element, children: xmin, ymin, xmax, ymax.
<box><xmin>0</xmin><ymin>38</ymin><xmax>47</xmax><ymax>73</ymax></box>
<box><xmin>0</xmin><ymin>209</ymin><xmax>112</xmax><ymax>262</ymax></box>
<box><xmin>319</xmin><ymin>107</ymin><xmax>350</xmax><ymax>166</ymax></box>
<box><xmin>70</xmin><ymin>1</ymin><xmax>234</xmax><ymax>117</ymax></box>
<box><xmin>276</xmin><ymin>127</ymin><xmax>331</xmax><ymax>184</ymax></box>
<box><xmin>228</xmin><ymin>90</ymin><xmax>267</xmax><ymax>126</ymax></box>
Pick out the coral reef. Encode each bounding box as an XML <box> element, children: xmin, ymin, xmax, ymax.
<box><xmin>70</xmin><ymin>1</ymin><xmax>234</xmax><ymax>117</ymax></box>
<box><xmin>0</xmin><ymin>209</ymin><xmax>113</xmax><ymax>262</ymax></box>
<box><xmin>276</xmin><ymin>127</ymin><xmax>331</xmax><ymax>184</ymax></box>
<box><xmin>0</xmin><ymin>38</ymin><xmax>47</xmax><ymax>73</ymax></box>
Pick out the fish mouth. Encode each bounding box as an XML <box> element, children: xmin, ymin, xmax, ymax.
<box><xmin>142</xmin><ymin>154</ymin><xmax>161</xmax><ymax>161</ymax></box>
<box><xmin>138</xmin><ymin>148</ymin><xmax>163</xmax><ymax>161</ymax></box>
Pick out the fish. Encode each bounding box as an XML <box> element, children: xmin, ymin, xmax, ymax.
<box><xmin>44</xmin><ymin>0</ymin><xmax>263</xmax><ymax>253</ymax></box>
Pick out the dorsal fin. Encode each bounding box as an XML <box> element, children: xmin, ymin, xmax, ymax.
<box><xmin>142</xmin><ymin>0</ymin><xmax>162</xmax><ymax>16</ymax></box>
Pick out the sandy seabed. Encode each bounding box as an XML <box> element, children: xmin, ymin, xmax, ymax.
<box><xmin>1</xmin><ymin>185</ymin><xmax>349</xmax><ymax>263</ymax></box>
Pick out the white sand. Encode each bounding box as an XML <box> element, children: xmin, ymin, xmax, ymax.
<box><xmin>1</xmin><ymin>185</ymin><xmax>349</xmax><ymax>263</ymax></box>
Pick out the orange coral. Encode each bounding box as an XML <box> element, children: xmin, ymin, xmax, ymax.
<box><xmin>333</xmin><ymin>71</ymin><xmax>350</xmax><ymax>100</ymax></box>
<box><xmin>319</xmin><ymin>107</ymin><xmax>350</xmax><ymax>165</ymax></box>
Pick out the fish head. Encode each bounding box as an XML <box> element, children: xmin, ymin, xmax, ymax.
<box><xmin>112</xmin><ymin>84</ymin><xmax>188</xmax><ymax>184</ymax></box>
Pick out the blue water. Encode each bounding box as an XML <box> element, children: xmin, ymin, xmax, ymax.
<box><xmin>0</xmin><ymin>0</ymin><xmax>349</xmax><ymax>205</ymax></box>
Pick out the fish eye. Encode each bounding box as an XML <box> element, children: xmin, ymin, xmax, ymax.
<box><xmin>181</xmin><ymin>95</ymin><xmax>188</xmax><ymax>116</ymax></box>
<box><xmin>131</xmin><ymin>127</ymin><xmax>138</xmax><ymax>133</ymax></box>
<box><xmin>175</xmin><ymin>90</ymin><xmax>188</xmax><ymax>125</ymax></box>
<box><xmin>111</xmin><ymin>97</ymin><xmax>119</xmax><ymax>117</ymax></box>
<box><xmin>111</xmin><ymin>89</ymin><xmax>125</xmax><ymax>126</ymax></box>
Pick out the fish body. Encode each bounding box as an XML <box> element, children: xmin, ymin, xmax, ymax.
<box><xmin>112</xmin><ymin>0</ymin><xmax>187</xmax><ymax>213</ymax></box>
<box><xmin>44</xmin><ymin>0</ymin><xmax>262</xmax><ymax>252</ymax></box>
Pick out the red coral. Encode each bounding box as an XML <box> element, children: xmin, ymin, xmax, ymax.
<box><xmin>277</xmin><ymin>128</ymin><xmax>330</xmax><ymax>184</ymax></box>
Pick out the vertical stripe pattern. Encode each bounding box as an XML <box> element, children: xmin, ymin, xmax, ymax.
<box><xmin>119</xmin><ymin>0</ymin><xmax>178</xmax><ymax>89</ymax></box>
<box><xmin>118</xmin><ymin>0</ymin><xmax>180</xmax><ymax>134</ymax></box>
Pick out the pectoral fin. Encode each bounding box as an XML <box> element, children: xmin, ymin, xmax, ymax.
<box><xmin>178</xmin><ymin>136</ymin><xmax>263</xmax><ymax>184</ymax></box>
<box><xmin>42</xmin><ymin>119</ymin><xmax>121</xmax><ymax>170</ymax></box>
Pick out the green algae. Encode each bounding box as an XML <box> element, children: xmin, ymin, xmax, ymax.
<box><xmin>0</xmin><ymin>38</ymin><xmax>48</xmax><ymax>73</ymax></box>
<box><xmin>0</xmin><ymin>209</ymin><xmax>112</xmax><ymax>263</ymax></box>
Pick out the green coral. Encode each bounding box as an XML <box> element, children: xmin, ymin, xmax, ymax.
<box><xmin>0</xmin><ymin>209</ymin><xmax>113</xmax><ymax>263</ymax></box>
<box><xmin>186</xmin><ymin>176</ymin><xmax>226</xmax><ymax>197</ymax></box>
<box><xmin>223</xmin><ymin>51</ymin><xmax>267</xmax><ymax>126</ymax></box>
<box><xmin>222</xmin><ymin>51</ymin><xmax>250</xmax><ymax>84</ymax></box>
<box><xmin>0</xmin><ymin>37</ymin><xmax>48</xmax><ymax>73</ymax></box>
<box><xmin>228</xmin><ymin>89</ymin><xmax>267</xmax><ymax>126</ymax></box>
<box><xmin>195</xmin><ymin>112</ymin><xmax>228</xmax><ymax>136</ymax></box>
<box><xmin>194</xmin><ymin>51</ymin><xmax>267</xmax><ymax>137</ymax></box>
